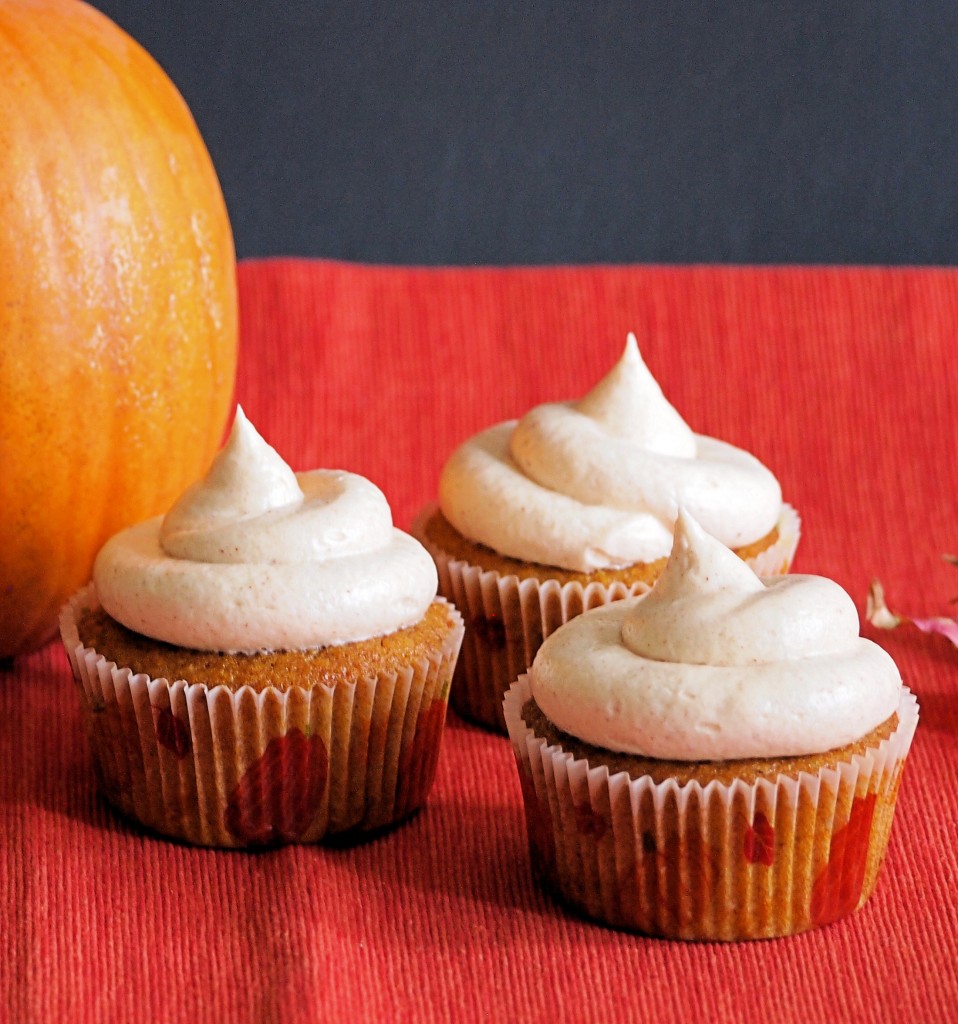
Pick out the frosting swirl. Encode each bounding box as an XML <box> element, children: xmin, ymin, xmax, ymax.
<box><xmin>93</xmin><ymin>408</ymin><xmax>438</xmax><ymax>653</ymax></box>
<box><xmin>530</xmin><ymin>511</ymin><xmax>902</xmax><ymax>759</ymax></box>
<box><xmin>439</xmin><ymin>335</ymin><xmax>783</xmax><ymax>572</ymax></box>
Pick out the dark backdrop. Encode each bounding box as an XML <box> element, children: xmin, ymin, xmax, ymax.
<box><xmin>91</xmin><ymin>1</ymin><xmax>958</xmax><ymax>266</ymax></box>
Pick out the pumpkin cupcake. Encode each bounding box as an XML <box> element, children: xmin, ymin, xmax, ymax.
<box><xmin>504</xmin><ymin>511</ymin><xmax>917</xmax><ymax>940</ymax></box>
<box><xmin>60</xmin><ymin>408</ymin><xmax>463</xmax><ymax>847</ymax></box>
<box><xmin>415</xmin><ymin>334</ymin><xmax>799</xmax><ymax>732</ymax></box>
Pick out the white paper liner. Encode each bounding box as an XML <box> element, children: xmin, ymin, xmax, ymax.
<box><xmin>60</xmin><ymin>585</ymin><xmax>464</xmax><ymax>848</ymax></box>
<box><xmin>747</xmin><ymin>502</ymin><xmax>801</xmax><ymax>577</ymax></box>
<box><xmin>415</xmin><ymin>504</ymin><xmax>801</xmax><ymax>733</ymax></box>
<box><xmin>504</xmin><ymin>675</ymin><xmax>917</xmax><ymax>941</ymax></box>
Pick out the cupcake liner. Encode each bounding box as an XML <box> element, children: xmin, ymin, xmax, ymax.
<box><xmin>415</xmin><ymin>504</ymin><xmax>801</xmax><ymax>734</ymax></box>
<box><xmin>504</xmin><ymin>675</ymin><xmax>917</xmax><ymax>941</ymax></box>
<box><xmin>746</xmin><ymin>502</ymin><xmax>801</xmax><ymax>578</ymax></box>
<box><xmin>60</xmin><ymin>586</ymin><xmax>464</xmax><ymax>848</ymax></box>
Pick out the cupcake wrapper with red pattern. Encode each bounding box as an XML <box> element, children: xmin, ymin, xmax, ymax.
<box><xmin>60</xmin><ymin>585</ymin><xmax>464</xmax><ymax>848</ymax></box>
<box><xmin>504</xmin><ymin>675</ymin><xmax>918</xmax><ymax>941</ymax></box>
<box><xmin>417</xmin><ymin>504</ymin><xmax>800</xmax><ymax>734</ymax></box>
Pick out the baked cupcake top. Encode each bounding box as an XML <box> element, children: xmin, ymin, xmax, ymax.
<box><xmin>93</xmin><ymin>408</ymin><xmax>438</xmax><ymax>653</ymax></box>
<box><xmin>438</xmin><ymin>335</ymin><xmax>783</xmax><ymax>572</ymax></box>
<box><xmin>530</xmin><ymin>511</ymin><xmax>902</xmax><ymax>760</ymax></box>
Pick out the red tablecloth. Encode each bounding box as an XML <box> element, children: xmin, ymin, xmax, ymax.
<box><xmin>4</xmin><ymin>260</ymin><xmax>957</xmax><ymax>1023</ymax></box>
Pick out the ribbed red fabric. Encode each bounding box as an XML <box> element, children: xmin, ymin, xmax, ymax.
<box><xmin>2</xmin><ymin>260</ymin><xmax>956</xmax><ymax>1023</ymax></box>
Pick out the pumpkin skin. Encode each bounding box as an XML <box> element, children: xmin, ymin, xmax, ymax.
<box><xmin>0</xmin><ymin>0</ymin><xmax>237</xmax><ymax>658</ymax></box>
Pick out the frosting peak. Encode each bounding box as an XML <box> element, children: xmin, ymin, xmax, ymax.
<box><xmin>439</xmin><ymin>335</ymin><xmax>783</xmax><ymax>571</ymax></box>
<box><xmin>646</xmin><ymin>508</ymin><xmax>764</xmax><ymax>599</ymax></box>
<box><xmin>94</xmin><ymin>409</ymin><xmax>438</xmax><ymax>653</ymax></box>
<box><xmin>164</xmin><ymin>407</ymin><xmax>303</xmax><ymax>532</ymax></box>
<box><xmin>158</xmin><ymin>409</ymin><xmax>394</xmax><ymax>565</ymax></box>
<box><xmin>531</xmin><ymin>514</ymin><xmax>902</xmax><ymax>760</ymax></box>
<box><xmin>573</xmin><ymin>334</ymin><xmax>696</xmax><ymax>456</ymax></box>
<box><xmin>621</xmin><ymin>510</ymin><xmax>857</xmax><ymax>667</ymax></box>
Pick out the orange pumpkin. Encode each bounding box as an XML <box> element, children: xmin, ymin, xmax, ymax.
<box><xmin>0</xmin><ymin>0</ymin><xmax>238</xmax><ymax>658</ymax></box>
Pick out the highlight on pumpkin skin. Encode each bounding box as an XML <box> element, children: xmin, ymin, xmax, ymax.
<box><xmin>0</xmin><ymin>0</ymin><xmax>236</xmax><ymax>658</ymax></box>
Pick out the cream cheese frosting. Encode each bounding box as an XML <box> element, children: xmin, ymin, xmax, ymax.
<box><xmin>438</xmin><ymin>334</ymin><xmax>783</xmax><ymax>572</ymax></box>
<box><xmin>93</xmin><ymin>408</ymin><xmax>438</xmax><ymax>653</ymax></box>
<box><xmin>530</xmin><ymin>511</ymin><xmax>902</xmax><ymax>760</ymax></box>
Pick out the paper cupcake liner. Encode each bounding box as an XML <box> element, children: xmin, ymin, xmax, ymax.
<box><xmin>746</xmin><ymin>502</ymin><xmax>801</xmax><ymax>578</ymax></box>
<box><xmin>416</xmin><ymin>504</ymin><xmax>800</xmax><ymax>734</ymax></box>
<box><xmin>60</xmin><ymin>586</ymin><xmax>464</xmax><ymax>848</ymax></box>
<box><xmin>504</xmin><ymin>675</ymin><xmax>917</xmax><ymax>941</ymax></box>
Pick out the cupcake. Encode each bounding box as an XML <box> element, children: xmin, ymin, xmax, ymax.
<box><xmin>504</xmin><ymin>511</ymin><xmax>917</xmax><ymax>940</ymax></box>
<box><xmin>415</xmin><ymin>335</ymin><xmax>799</xmax><ymax>732</ymax></box>
<box><xmin>60</xmin><ymin>408</ymin><xmax>464</xmax><ymax>847</ymax></box>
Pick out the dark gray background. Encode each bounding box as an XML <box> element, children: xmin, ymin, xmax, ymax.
<box><xmin>91</xmin><ymin>2</ymin><xmax>958</xmax><ymax>265</ymax></box>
